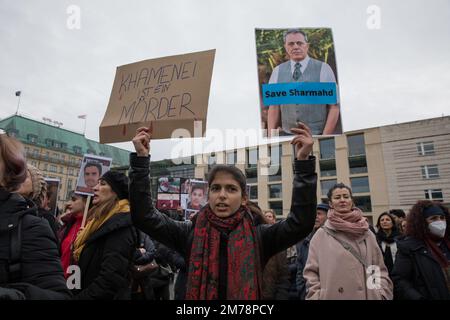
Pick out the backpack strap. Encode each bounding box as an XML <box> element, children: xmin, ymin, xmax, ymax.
<box><xmin>322</xmin><ymin>226</ymin><xmax>367</xmax><ymax>268</ymax></box>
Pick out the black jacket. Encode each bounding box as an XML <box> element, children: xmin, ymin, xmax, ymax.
<box><xmin>0</xmin><ymin>189</ymin><xmax>71</xmax><ymax>299</ymax></box>
<box><xmin>74</xmin><ymin>212</ymin><xmax>136</xmax><ymax>300</ymax></box>
<box><xmin>129</xmin><ymin>153</ymin><xmax>317</xmax><ymax>275</ymax></box>
<box><xmin>391</xmin><ymin>237</ymin><xmax>450</xmax><ymax>300</ymax></box>
<box><xmin>295</xmin><ymin>231</ymin><xmax>314</xmax><ymax>299</ymax></box>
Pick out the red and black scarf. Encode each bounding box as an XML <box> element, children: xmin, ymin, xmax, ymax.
<box><xmin>185</xmin><ymin>206</ymin><xmax>261</xmax><ymax>300</ymax></box>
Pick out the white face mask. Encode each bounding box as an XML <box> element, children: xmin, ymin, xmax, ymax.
<box><xmin>428</xmin><ymin>221</ymin><xmax>447</xmax><ymax>238</ymax></box>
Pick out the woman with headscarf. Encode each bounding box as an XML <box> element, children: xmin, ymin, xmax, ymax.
<box><xmin>73</xmin><ymin>171</ymin><xmax>136</xmax><ymax>299</ymax></box>
<box><xmin>129</xmin><ymin>123</ymin><xmax>317</xmax><ymax>300</ymax></box>
<box><xmin>303</xmin><ymin>183</ymin><xmax>393</xmax><ymax>300</ymax></box>
<box><xmin>391</xmin><ymin>201</ymin><xmax>450</xmax><ymax>300</ymax></box>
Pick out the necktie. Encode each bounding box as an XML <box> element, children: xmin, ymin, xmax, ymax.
<box><xmin>293</xmin><ymin>62</ymin><xmax>301</xmax><ymax>81</ymax></box>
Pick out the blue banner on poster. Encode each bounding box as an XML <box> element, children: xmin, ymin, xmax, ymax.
<box><xmin>262</xmin><ymin>82</ymin><xmax>337</xmax><ymax>106</ymax></box>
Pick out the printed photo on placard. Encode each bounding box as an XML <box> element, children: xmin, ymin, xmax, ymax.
<box><xmin>158</xmin><ymin>177</ymin><xmax>181</xmax><ymax>194</ymax></box>
<box><xmin>44</xmin><ymin>178</ymin><xmax>60</xmax><ymax>216</ymax></box>
<box><xmin>255</xmin><ymin>27</ymin><xmax>343</xmax><ymax>137</ymax></box>
<box><xmin>156</xmin><ymin>193</ymin><xmax>180</xmax><ymax>210</ymax></box>
<box><xmin>185</xmin><ymin>180</ymin><xmax>208</xmax><ymax>211</ymax></box>
<box><xmin>75</xmin><ymin>154</ymin><xmax>113</xmax><ymax>196</ymax></box>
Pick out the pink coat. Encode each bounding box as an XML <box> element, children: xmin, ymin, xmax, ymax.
<box><xmin>303</xmin><ymin>220</ymin><xmax>393</xmax><ymax>300</ymax></box>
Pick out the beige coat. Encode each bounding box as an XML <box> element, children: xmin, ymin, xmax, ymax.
<box><xmin>303</xmin><ymin>220</ymin><xmax>393</xmax><ymax>300</ymax></box>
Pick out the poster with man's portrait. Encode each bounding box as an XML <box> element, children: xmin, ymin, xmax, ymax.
<box><xmin>44</xmin><ymin>178</ymin><xmax>60</xmax><ymax>216</ymax></box>
<box><xmin>75</xmin><ymin>154</ymin><xmax>112</xmax><ymax>196</ymax></box>
<box><xmin>181</xmin><ymin>179</ymin><xmax>208</xmax><ymax>211</ymax></box>
<box><xmin>255</xmin><ymin>28</ymin><xmax>343</xmax><ymax>137</ymax></box>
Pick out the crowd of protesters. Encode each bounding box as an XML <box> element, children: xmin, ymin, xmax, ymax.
<box><xmin>0</xmin><ymin>124</ymin><xmax>449</xmax><ymax>300</ymax></box>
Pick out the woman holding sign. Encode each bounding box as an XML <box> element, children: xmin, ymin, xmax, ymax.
<box><xmin>129</xmin><ymin>123</ymin><xmax>317</xmax><ymax>300</ymax></box>
<box><xmin>72</xmin><ymin>171</ymin><xmax>135</xmax><ymax>299</ymax></box>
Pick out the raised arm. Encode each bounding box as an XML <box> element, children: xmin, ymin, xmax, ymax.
<box><xmin>260</xmin><ymin>123</ymin><xmax>317</xmax><ymax>260</ymax></box>
<box><xmin>129</xmin><ymin>127</ymin><xmax>191</xmax><ymax>256</ymax></box>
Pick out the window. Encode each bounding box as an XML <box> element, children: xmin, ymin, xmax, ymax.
<box><xmin>245</xmin><ymin>167</ymin><xmax>258</xmax><ymax>183</ymax></box>
<box><xmin>67</xmin><ymin>179</ymin><xmax>73</xmax><ymax>192</ymax></box>
<box><xmin>33</xmin><ymin>149</ymin><xmax>39</xmax><ymax>157</ymax></box>
<box><xmin>421</xmin><ymin>165</ymin><xmax>439</xmax><ymax>179</ymax></box>
<box><xmin>54</xmin><ymin>141</ymin><xmax>61</xmax><ymax>149</ymax></box>
<box><xmin>247</xmin><ymin>148</ymin><xmax>258</xmax><ymax>168</ymax></box>
<box><xmin>226</xmin><ymin>150</ymin><xmax>237</xmax><ymax>165</ymax></box>
<box><xmin>351</xmin><ymin>177</ymin><xmax>370</xmax><ymax>193</ymax></box>
<box><xmin>319</xmin><ymin>138</ymin><xmax>335</xmax><ymax>159</ymax></box>
<box><xmin>321</xmin><ymin>179</ymin><xmax>337</xmax><ymax>197</ymax></box>
<box><xmin>73</xmin><ymin>146</ymin><xmax>82</xmax><ymax>154</ymax></box>
<box><xmin>7</xmin><ymin>129</ymin><xmax>18</xmax><ymax>137</ymax></box>
<box><xmin>248</xmin><ymin>185</ymin><xmax>258</xmax><ymax>200</ymax></box>
<box><xmin>43</xmin><ymin>163</ymin><xmax>48</xmax><ymax>171</ymax></box>
<box><xmin>69</xmin><ymin>168</ymin><xmax>74</xmax><ymax>176</ymax></box>
<box><xmin>53</xmin><ymin>153</ymin><xmax>59</xmax><ymax>161</ymax></box>
<box><xmin>424</xmin><ymin>189</ymin><xmax>443</xmax><ymax>201</ymax></box>
<box><xmin>269</xmin><ymin>201</ymin><xmax>283</xmax><ymax>216</ymax></box>
<box><xmin>99</xmin><ymin>152</ymin><xmax>106</xmax><ymax>157</ymax></box>
<box><xmin>49</xmin><ymin>165</ymin><xmax>57</xmax><ymax>173</ymax></box>
<box><xmin>269</xmin><ymin>184</ymin><xmax>282</xmax><ymax>199</ymax></box>
<box><xmin>349</xmin><ymin>156</ymin><xmax>368</xmax><ymax>174</ymax></box>
<box><xmin>348</xmin><ymin>134</ymin><xmax>367</xmax><ymax>174</ymax></box>
<box><xmin>354</xmin><ymin>196</ymin><xmax>372</xmax><ymax>212</ymax></box>
<box><xmin>417</xmin><ymin>142</ymin><xmax>435</xmax><ymax>156</ymax></box>
<box><xmin>27</xmin><ymin>134</ymin><xmax>38</xmax><ymax>143</ymax></box>
<box><xmin>60</xmin><ymin>166</ymin><xmax>64</xmax><ymax>174</ymax></box>
<box><xmin>87</xmin><ymin>148</ymin><xmax>96</xmax><ymax>155</ymax></box>
<box><xmin>207</xmin><ymin>153</ymin><xmax>217</xmax><ymax>171</ymax></box>
<box><xmin>320</xmin><ymin>159</ymin><xmax>336</xmax><ymax>177</ymax></box>
<box><xmin>347</xmin><ymin>134</ymin><xmax>366</xmax><ymax>156</ymax></box>
<box><xmin>269</xmin><ymin>144</ymin><xmax>282</xmax><ymax>182</ymax></box>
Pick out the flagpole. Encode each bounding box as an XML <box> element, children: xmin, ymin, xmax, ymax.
<box><xmin>83</xmin><ymin>117</ymin><xmax>87</xmax><ymax>135</ymax></box>
<box><xmin>15</xmin><ymin>94</ymin><xmax>21</xmax><ymax>115</ymax></box>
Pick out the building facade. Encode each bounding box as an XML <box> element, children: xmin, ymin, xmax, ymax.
<box><xmin>0</xmin><ymin>115</ymin><xmax>130</xmax><ymax>210</ymax></box>
<box><xmin>181</xmin><ymin>116</ymin><xmax>450</xmax><ymax>224</ymax></box>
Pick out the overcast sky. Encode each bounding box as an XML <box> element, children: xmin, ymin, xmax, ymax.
<box><xmin>1</xmin><ymin>0</ymin><xmax>449</xmax><ymax>160</ymax></box>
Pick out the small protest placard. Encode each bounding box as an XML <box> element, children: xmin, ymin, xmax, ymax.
<box><xmin>75</xmin><ymin>154</ymin><xmax>112</xmax><ymax>196</ymax></box>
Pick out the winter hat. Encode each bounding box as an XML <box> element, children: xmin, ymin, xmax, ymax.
<box><xmin>101</xmin><ymin>171</ymin><xmax>129</xmax><ymax>200</ymax></box>
<box><xmin>27</xmin><ymin>164</ymin><xmax>47</xmax><ymax>206</ymax></box>
<box><xmin>317</xmin><ymin>203</ymin><xmax>330</xmax><ymax>214</ymax></box>
<box><xmin>423</xmin><ymin>205</ymin><xmax>445</xmax><ymax>219</ymax></box>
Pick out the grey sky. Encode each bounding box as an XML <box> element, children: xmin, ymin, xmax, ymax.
<box><xmin>1</xmin><ymin>0</ymin><xmax>449</xmax><ymax>160</ymax></box>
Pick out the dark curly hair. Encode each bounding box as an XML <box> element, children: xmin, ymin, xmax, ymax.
<box><xmin>406</xmin><ymin>200</ymin><xmax>450</xmax><ymax>240</ymax></box>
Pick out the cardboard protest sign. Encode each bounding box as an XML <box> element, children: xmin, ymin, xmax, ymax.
<box><xmin>255</xmin><ymin>28</ymin><xmax>343</xmax><ymax>136</ymax></box>
<box><xmin>75</xmin><ymin>154</ymin><xmax>112</xmax><ymax>196</ymax></box>
<box><xmin>100</xmin><ymin>49</ymin><xmax>216</xmax><ymax>143</ymax></box>
<box><xmin>44</xmin><ymin>178</ymin><xmax>60</xmax><ymax>216</ymax></box>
